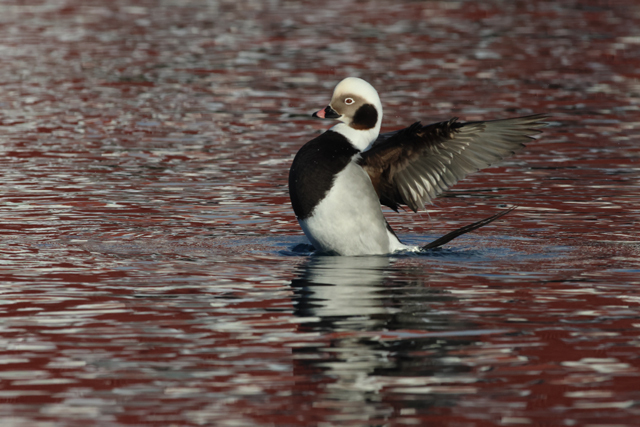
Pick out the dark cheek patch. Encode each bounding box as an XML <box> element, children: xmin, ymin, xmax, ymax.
<box><xmin>351</xmin><ymin>104</ymin><xmax>378</xmax><ymax>130</ymax></box>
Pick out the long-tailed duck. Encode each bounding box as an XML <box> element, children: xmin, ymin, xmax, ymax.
<box><xmin>288</xmin><ymin>77</ymin><xmax>546</xmax><ymax>256</ymax></box>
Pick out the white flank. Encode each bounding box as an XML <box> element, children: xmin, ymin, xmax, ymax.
<box><xmin>299</xmin><ymin>159</ymin><xmax>406</xmax><ymax>256</ymax></box>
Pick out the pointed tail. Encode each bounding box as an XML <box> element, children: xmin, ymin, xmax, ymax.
<box><xmin>422</xmin><ymin>206</ymin><xmax>517</xmax><ymax>251</ymax></box>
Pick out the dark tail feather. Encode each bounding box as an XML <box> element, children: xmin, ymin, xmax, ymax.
<box><xmin>422</xmin><ymin>206</ymin><xmax>517</xmax><ymax>251</ymax></box>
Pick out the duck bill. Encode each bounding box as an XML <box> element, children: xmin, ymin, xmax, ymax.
<box><xmin>312</xmin><ymin>105</ymin><xmax>340</xmax><ymax>119</ymax></box>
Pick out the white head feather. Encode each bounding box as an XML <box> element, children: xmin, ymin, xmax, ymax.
<box><xmin>328</xmin><ymin>77</ymin><xmax>383</xmax><ymax>151</ymax></box>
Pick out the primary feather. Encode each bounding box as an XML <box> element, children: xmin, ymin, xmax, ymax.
<box><xmin>360</xmin><ymin>114</ymin><xmax>547</xmax><ymax>212</ymax></box>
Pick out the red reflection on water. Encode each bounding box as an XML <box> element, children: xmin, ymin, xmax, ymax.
<box><xmin>1</xmin><ymin>0</ymin><xmax>640</xmax><ymax>426</ymax></box>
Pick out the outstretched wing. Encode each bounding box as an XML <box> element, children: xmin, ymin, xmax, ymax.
<box><xmin>359</xmin><ymin>114</ymin><xmax>547</xmax><ymax>212</ymax></box>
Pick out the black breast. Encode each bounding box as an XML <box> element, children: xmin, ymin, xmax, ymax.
<box><xmin>288</xmin><ymin>131</ymin><xmax>360</xmax><ymax>220</ymax></box>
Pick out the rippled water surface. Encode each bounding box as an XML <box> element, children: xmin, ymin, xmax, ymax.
<box><xmin>2</xmin><ymin>0</ymin><xmax>640</xmax><ymax>426</ymax></box>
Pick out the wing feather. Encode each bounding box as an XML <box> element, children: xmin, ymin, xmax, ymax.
<box><xmin>360</xmin><ymin>114</ymin><xmax>547</xmax><ymax>212</ymax></box>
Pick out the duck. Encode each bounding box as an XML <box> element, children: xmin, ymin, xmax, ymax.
<box><xmin>288</xmin><ymin>77</ymin><xmax>546</xmax><ymax>256</ymax></box>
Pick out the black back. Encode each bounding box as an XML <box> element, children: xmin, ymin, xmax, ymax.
<box><xmin>289</xmin><ymin>131</ymin><xmax>359</xmax><ymax>220</ymax></box>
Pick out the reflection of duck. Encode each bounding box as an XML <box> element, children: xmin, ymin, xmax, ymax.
<box><xmin>291</xmin><ymin>254</ymin><xmax>467</xmax><ymax>332</ymax></box>
<box><xmin>289</xmin><ymin>77</ymin><xmax>547</xmax><ymax>255</ymax></box>
<box><xmin>289</xmin><ymin>256</ymin><xmax>479</xmax><ymax>419</ymax></box>
<box><xmin>292</xmin><ymin>255</ymin><xmax>393</xmax><ymax>326</ymax></box>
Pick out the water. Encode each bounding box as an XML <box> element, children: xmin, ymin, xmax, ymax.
<box><xmin>2</xmin><ymin>0</ymin><xmax>640</xmax><ymax>425</ymax></box>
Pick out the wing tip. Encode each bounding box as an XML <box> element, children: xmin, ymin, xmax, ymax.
<box><xmin>421</xmin><ymin>205</ymin><xmax>517</xmax><ymax>251</ymax></box>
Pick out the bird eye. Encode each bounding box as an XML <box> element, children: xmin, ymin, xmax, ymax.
<box><xmin>344</xmin><ymin>98</ymin><xmax>354</xmax><ymax>105</ymax></box>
